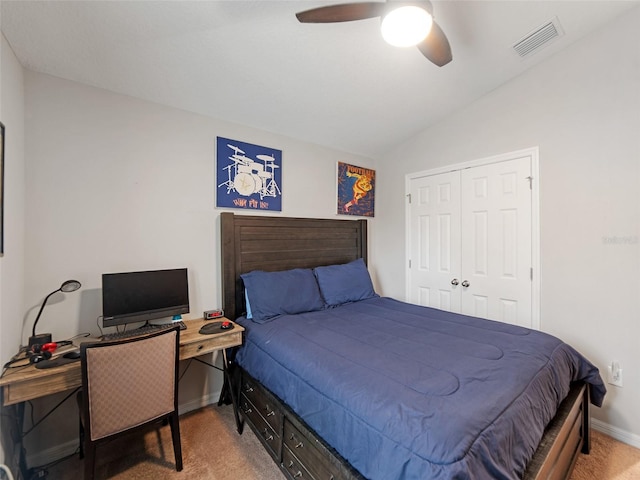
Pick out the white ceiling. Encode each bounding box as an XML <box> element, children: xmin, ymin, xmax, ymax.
<box><xmin>2</xmin><ymin>0</ymin><xmax>638</xmax><ymax>158</ymax></box>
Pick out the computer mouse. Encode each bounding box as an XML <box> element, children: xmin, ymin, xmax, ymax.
<box><xmin>63</xmin><ymin>350</ymin><xmax>81</xmax><ymax>359</ymax></box>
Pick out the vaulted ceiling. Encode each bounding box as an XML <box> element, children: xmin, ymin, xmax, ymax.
<box><xmin>2</xmin><ymin>1</ymin><xmax>638</xmax><ymax>157</ymax></box>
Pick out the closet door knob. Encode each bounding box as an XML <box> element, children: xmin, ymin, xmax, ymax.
<box><xmin>451</xmin><ymin>278</ymin><xmax>459</xmax><ymax>286</ymax></box>
<box><xmin>462</xmin><ymin>280</ymin><xmax>470</xmax><ymax>287</ymax></box>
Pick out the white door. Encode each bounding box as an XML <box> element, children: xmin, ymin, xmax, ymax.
<box><xmin>459</xmin><ymin>157</ymin><xmax>532</xmax><ymax>325</ymax></box>
<box><xmin>407</xmin><ymin>154</ymin><xmax>536</xmax><ymax>328</ymax></box>
<box><xmin>408</xmin><ymin>171</ymin><xmax>461</xmax><ymax>311</ymax></box>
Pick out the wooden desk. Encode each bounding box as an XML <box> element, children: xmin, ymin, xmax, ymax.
<box><xmin>0</xmin><ymin>318</ymin><xmax>244</xmax><ymax>406</ymax></box>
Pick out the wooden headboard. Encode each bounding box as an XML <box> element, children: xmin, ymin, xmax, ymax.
<box><xmin>220</xmin><ymin>213</ymin><xmax>368</xmax><ymax>320</ymax></box>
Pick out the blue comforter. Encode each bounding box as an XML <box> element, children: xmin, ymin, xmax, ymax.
<box><xmin>236</xmin><ymin>297</ymin><xmax>605</xmax><ymax>480</ymax></box>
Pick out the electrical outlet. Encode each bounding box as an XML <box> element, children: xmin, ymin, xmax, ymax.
<box><xmin>607</xmin><ymin>361</ymin><xmax>623</xmax><ymax>387</ymax></box>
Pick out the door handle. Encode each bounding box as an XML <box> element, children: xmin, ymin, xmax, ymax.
<box><xmin>462</xmin><ymin>280</ymin><xmax>470</xmax><ymax>287</ymax></box>
<box><xmin>451</xmin><ymin>278</ymin><xmax>459</xmax><ymax>286</ymax></box>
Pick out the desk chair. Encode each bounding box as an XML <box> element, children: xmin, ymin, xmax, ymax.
<box><xmin>78</xmin><ymin>326</ymin><xmax>183</xmax><ymax>479</ymax></box>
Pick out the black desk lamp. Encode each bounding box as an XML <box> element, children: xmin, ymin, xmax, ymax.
<box><xmin>29</xmin><ymin>279</ymin><xmax>82</xmax><ymax>348</ymax></box>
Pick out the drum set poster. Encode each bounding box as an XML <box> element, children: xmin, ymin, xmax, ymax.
<box><xmin>216</xmin><ymin>137</ymin><xmax>282</xmax><ymax>211</ymax></box>
<box><xmin>337</xmin><ymin>162</ymin><xmax>375</xmax><ymax>217</ymax></box>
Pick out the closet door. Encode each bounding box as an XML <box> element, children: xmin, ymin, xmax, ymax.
<box><xmin>459</xmin><ymin>157</ymin><xmax>532</xmax><ymax>326</ymax></box>
<box><xmin>408</xmin><ymin>155</ymin><xmax>534</xmax><ymax>327</ymax></box>
<box><xmin>407</xmin><ymin>171</ymin><xmax>461</xmax><ymax>311</ymax></box>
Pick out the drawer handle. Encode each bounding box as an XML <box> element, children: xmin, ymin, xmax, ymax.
<box><xmin>288</xmin><ymin>461</ymin><xmax>294</xmax><ymax>468</ymax></box>
<box><xmin>244</xmin><ymin>386</ymin><xmax>254</xmax><ymax>393</ymax></box>
<box><xmin>197</xmin><ymin>344</ymin><xmax>203</xmax><ymax>350</ymax></box>
<box><xmin>294</xmin><ymin>472</ymin><xmax>303</xmax><ymax>478</ymax></box>
<box><xmin>263</xmin><ymin>429</ymin><xmax>274</xmax><ymax>442</ymax></box>
<box><xmin>242</xmin><ymin>403</ymin><xmax>252</xmax><ymax>414</ymax></box>
<box><xmin>266</xmin><ymin>409</ymin><xmax>275</xmax><ymax>417</ymax></box>
<box><xmin>295</xmin><ymin>441</ymin><xmax>304</xmax><ymax>449</ymax></box>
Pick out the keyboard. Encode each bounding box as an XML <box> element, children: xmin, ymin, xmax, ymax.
<box><xmin>102</xmin><ymin>324</ymin><xmax>174</xmax><ymax>341</ymax></box>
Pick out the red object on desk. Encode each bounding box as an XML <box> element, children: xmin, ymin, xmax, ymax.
<box><xmin>41</xmin><ymin>342</ymin><xmax>58</xmax><ymax>353</ymax></box>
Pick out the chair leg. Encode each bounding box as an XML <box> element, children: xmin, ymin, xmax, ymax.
<box><xmin>77</xmin><ymin>391</ymin><xmax>85</xmax><ymax>459</ymax></box>
<box><xmin>78</xmin><ymin>416</ymin><xmax>85</xmax><ymax>459</ymax></box>
<box><xmin>84</xmin><ymin>441</ymin><xmax>96</xmax><ymax>480</ymax></box>
<box><xmin>168</xmin><ymin>412</ymin><xmax>183</xmax><ymax>472</ymax></box>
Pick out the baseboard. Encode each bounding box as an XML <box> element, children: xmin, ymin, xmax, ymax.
<box><xmin>178</xmin><ymin>390</ymin><xmax>221</xmax><ymax>415</ymax></box>
<box><xmin>592</xmin><ymin>418</ymin><xmax>640</xmax><ymax>449</ymax></box>
<box><xmin>26</xmin><ymin>390</ymin><xmax>222</xmax><ymax>469</ymax></box>
<box><xmin>27</xmin><ymin>440</ymin><xmax>78</xmax><ymax>473</ymax></box>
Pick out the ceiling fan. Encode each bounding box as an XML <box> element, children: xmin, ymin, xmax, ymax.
<box><xmin>295</xmin><ymin>1</ymin><xmax>452</xmax><ymax>67</ymax></box>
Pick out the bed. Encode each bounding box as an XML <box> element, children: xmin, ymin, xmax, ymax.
<box><xmin>220</xmin><ymin>212</ymin><xmax>605</xmax><ymax>480</ymax></box>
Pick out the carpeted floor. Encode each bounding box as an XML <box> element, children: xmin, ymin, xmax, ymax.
<box><xmin>46</xmin><ymin>404</ymin><xmax>640</xmax><ymax>479</ymax></box>
<box><xmin>47</xmin><ymin>405</ymin><xmax>285</xmax><ymax>479</ymax></box>
<box><xmin>571</xmin><ymin>429</ymin><xmax>640</xmax><ymax>480</ymax></box>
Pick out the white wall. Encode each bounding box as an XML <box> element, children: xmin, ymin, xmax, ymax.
<box><xmin>19</xmin><ymin>71</ymin><xmax>374</xmax><ymax>462</ymax></box>
<box><xmin>0</xmin><ymin>31</ymin><xmax>25</xmax><ymax>468</ymax></box>
<box><xmin>5</xmin><ymin>3</ymin><xmax>639</xmax><ymax>468</ymax></box>
<box><xmin>374</xmin><ymin>7</ymin><xmax>640</xmax><ymax>444</ymax></box>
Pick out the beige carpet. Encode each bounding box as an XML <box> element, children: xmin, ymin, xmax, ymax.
<box><xmin>47</xmin><ymin>404</ymin><xmax>285</xmax><ymax>479</ymax></box>
<box><xmin>571</xmin><ymin>429</ymin><xmax>640</xmax><ymax>480</ymax></box>
<box><xmin>47</xmin><ymin>405</ymin><xmax>640</xmax><ymax>479</ymax></box>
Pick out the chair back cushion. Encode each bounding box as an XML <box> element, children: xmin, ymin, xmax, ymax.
<box><xmin>85</xmin><ymin>330</ymin><xmax>177</xmax><ymax>440</ymax></box>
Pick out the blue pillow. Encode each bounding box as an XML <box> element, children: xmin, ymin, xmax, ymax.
<box><xmin>313</xmin><ymin>258</ymin><xmax>377</xmax><ymax>307</ymax></box>
<box><xmin>241</xmin><ymin>268</ymin><xmax>325</xmax><ymax>323</ymax></box>
<box><xmin>245</xmin><ymin>289</ymin><xmax>253</xmax><ymax>319</ymax></box>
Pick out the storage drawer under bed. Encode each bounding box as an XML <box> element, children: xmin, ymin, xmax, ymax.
<box><xmin>240</xmin><ymin>374</ymin><xmax>283</xmax><ymax>434</ymax></box>
<box><xmin>236</xmin><ymin>370</ymin><xmax>365</xmax><ymax>480</ymax></box>
<box><xmin>283</xmin><ymin>418</ymin><xmax>344</xmax><ymax>480</ymax></box>
<box><xmin>239</xmin><ymin>375</ymin><xmax>283</xmax><ymax>461</ymax></box>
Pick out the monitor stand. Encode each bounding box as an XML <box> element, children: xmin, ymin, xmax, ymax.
<box><xmin>148</xmin><ymin>315</ymin><xmax>186</xmax><ymax>330</ymax></box>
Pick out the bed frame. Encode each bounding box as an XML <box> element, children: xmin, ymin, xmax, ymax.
<box><xmin>220</xmin><ymin>212</ymin><xmax>590</xmax><ymax>480</ymax></box>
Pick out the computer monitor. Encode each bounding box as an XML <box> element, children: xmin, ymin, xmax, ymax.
<box><xmin>102</xmin><ymin>268</ymin><xmax>189</xmax><ymax>328</ymax></box>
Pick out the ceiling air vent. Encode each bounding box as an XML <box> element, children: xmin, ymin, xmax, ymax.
<box><xmin>512</xmin><ymin>17</ymin><xmax>564</xmax><ymax>57</ymax></box>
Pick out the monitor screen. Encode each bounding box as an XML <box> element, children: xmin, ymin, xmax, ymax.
<box><xmin>102</xmin><ymin>268</ymin><xmax>189</xmax><ymax>328</ymax></box>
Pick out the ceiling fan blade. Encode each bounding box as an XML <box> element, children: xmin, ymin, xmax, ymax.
<box><xmin>296</xmin><ymin>2</ymin><xmax>385</xmax><ymax>23</ymax></box>
<box><xmin>417</xmin><ymin>21</ymin><xmax>452</xmax><ymax>67</ymax></box>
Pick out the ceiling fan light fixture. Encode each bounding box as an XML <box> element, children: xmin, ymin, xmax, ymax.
<box><xmin>381</xmin><ymin>5</ymin><xmax>433</xmax><ymax>48</ymax></box>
